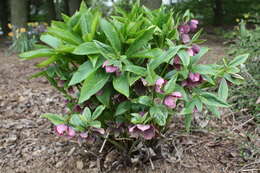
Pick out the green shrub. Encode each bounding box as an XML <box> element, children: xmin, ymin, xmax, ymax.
<box><xmin>20</xmin><ymin>2</ymin><xmax>248</xmax><ymax>151</ymax></box>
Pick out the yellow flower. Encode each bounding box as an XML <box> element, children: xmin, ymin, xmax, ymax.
<box><xmin>20</xmin><ymin>28</ymin><xmax>26</xmax><ymax>33</ymax></box>
<box><xmin>8</xmin><ymin>23</ymin><xmax>12</xmax><ymax>29</ymax></box>
<box><xmin>8</xmin><ymin>32</ymin><xmax>14</xmax><ymax>37</ymax></box>
<box><xmin>244</xmin><ymin>13</ymin><xmax>250</xmax><ymax>19</ymax></box>
<box><xmin>236</xmin><ymin>18</ymin><xmax>240</xmax><ymax>23</ymax></box>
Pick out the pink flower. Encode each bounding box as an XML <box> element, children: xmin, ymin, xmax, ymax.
<box><xmin>141</xmin><ymin>78</ymin><xmax>148</xmax><ymax>86</ymax></box>
<box><xmin>189</xmin><ymin>19</ymin><xmax>199</xmax><ymax>32</ymax></box>
<box><xmin>182</xmin><ymin>72</ymin><xmax>204</xmax><ymax>87</ymax></box>
<box><xmin>181</xmin><ymin>34</ymin><xmax>190</xmax><ymax>44</ymax></box>
<box><xmin>155</xmin><ymin>78</ymin><xmax>167</xmax><ymax>93</ymax></box>
<box><xmin>179</xmin><ymin>24</ymin><xmax>190</xmax><ymax>34</ymax></box>
<box><xmin>54</xmin><ymin>124</ymin><xmax>76</xmax><ymax>138</ymax></box>
<box><xmin>172</xmin><ymin>56</ymin><xmax>182</xmax><ymax>70</ymax></box>
<box><xmin>102</xmin><ymin>60</ymin><xmax>119</xmax><ymax>73</ymax></box>
<box><xmin>129</xmin><ymin>124</ymin><xmax>155</xmax><ymax>140</ymax></box>
<box><xmin>163</xmin><ymin>92</ymin><xmax>182</xmax><ymax>109</ymax></box>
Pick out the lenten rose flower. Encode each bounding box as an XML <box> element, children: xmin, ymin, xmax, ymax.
<box><xmin>155</xmin><ymin>77</ymin><xmax>167</xmax><ymax>93</ymax></box>
<box><xmin>181</xmin><ymin>34</ymin><xmax>190</xmax><ymax>44</ymax></box>
<box><xmin>192</xmin><ymin>44</ymin><xmax>200</xmax><ymax>54</ymax></box>
<box><xmin>179</xmin><ymin>24</ymin><xmax>190</xmax><ymax>34</ymax></box>
<box><xmin>129</xmin><ymin>124</ymin><xmax>155</xmax><ymax>140</ymax></box>
<box><xmin>54</xmin><ymin>124</ymin><xmax>68</xmax><ymax>136</ymax></box>
<box><xmin>182</xmin><ymin>72</ymin><xmax>204</xmax><ymax>87</ymax></box>
<box><xmin>172</xmin><ymin>56</ymin><xmax>182</xmax><ymax>70</ymax></box>
<box><xmin>187</xmin><ymin>48</ymin><xmax>195</xmax><ymax>56</ymax></box>
<box><xmin>102</xmin><ymin>60</ymin><xmax>119</xmax><ymax>73</ymax></box>
<box><xmin>163</xmin><ymin>92</ymin><xmax>182</xmax><ymax>109</ymax></box>
<box><xmin>189</xmin><ymin>19</ymin><xmax>199</xmax><ymax>31</ymax></box>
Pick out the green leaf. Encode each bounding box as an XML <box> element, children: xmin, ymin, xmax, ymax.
<box><xmin>184</xmin><ymin>114</ymin><xmax>192</xmax><ymax>132</ymax></box>
<box><xmin>177</xmin><ymin>49</ymin><xmax>190</xmax><ymax>66</ymax></box>
<box><xmin>73</xmin><ymin>42</ymin><xmax>100</xmax><ymax>55</ymax></box>
<box><xmin>88</xmin><ymin>121</ymin><xmax>101</xmax><ymax>128</ymax></box>
<box><xmin>48</xmin><ymin>27</ymin><xmax>83</xmax><ymax>45</ymax></box>
<box><xmin>69</xmin><ymin>61</ymin><xmax>96</xmax><ymax>86</ymax></box>
<box><xmin>113</xmin><ymin>73</ymin><xmax>129</xmax><ymax>97</ymax></box>
<box><xmin>41</xmin><ymin>113</ymin><xmax>65</xmax><ymax>125</ymax></box>
<box><xmin>228</xmin><ymin>54</ymin><xmax>249</xmax><ymax>67</ymax></box>
<box><xmin>207</xmin><ymin>105</ymin><xmax>221</xmax><ymax>118</ymax></box>
<box><xmin>36</xmin><ymin>55</ymin><xmax>58</xmax><ymax>68</ymax></box>
<box><xmin>218</xmin><ymin>78</ymin><xmax>228</xmax><ymax>102</ymax></box>
<box><xmin>193</xmin><ymin>96</ymin><xmax>203</xmax><ymax>112</ymax></box>
<box><xmin>150</xmin><ymin>105</ymin><xmax>168</xmax><ymax>126</ymax></box>
<box><xmin>70</xmin><ymin>114</ymin><xmax>85</xmax><ymax>127</ymax></box>
<box><xmin>164</xmin><ymin>73</ymin><xmax>178</xmax><ymax>94</ymax></box>
<box><xmin>200</xmin><ymin>92</ymin><xmax>229</xmax><ymax>107</ymax></box>
<box><xmin>115</xmin><ymin>101</ymin><xmax>131</xmax><ymax>116</ymax></box>
<box><xmin>126</xmin><ymin>26</ymin><xmax>155</xmax><ymax>56</ymax></box>
<box><xmin>79</xmin><ymin>70</ymin><xmax>110</xmax><ymax>103</ymax></box>
<box><xmin>81</xmin><ymin>107</ymin><xmax>92</xmax><ymax>122</ymax></box>
<box><xmin>132</xmin><ymin>96</ymin><xmax>152</xmax><ymax>106</ymax></box>
<box><xmin>192</xmin><ymin>64</ymin><xmax>217</xmax><ymax>75</ymax></box>
<box><xmin>92</xmin><ymin>105</ymin><xmax>106</xmax><ymax>120</ymax></box>
<box><xmin>190</xmin><ymin>47</ymin><xmax>209</xmax><ymax>65</ymax></box>
<box><xmin>96</xmin><ymin>86</ymin><xmax>111</xmax><ymax>106</ymax></box>
<box><xmin>124</xmin><ymin>65</ymin><xmax>147</xmax><ymax>76</ymax></box>
<box><xmin>191</xmin><ymin>28</ymin><xmax>203</xmax><ymax>42</ymax></box>
<box><xmin>129</xmin><ymin>48</ymin><xmax>163</xmax><ymax>58</ymax></box>
<box><xmin>146</xmin><ymin>66</ymin><xmax>158</xmax><ymax>85</ymax></box>
<box><xmin>80</xmin><ymin>13</ymin><xmax>91</xmax><ymax>37</ymax></box>
<box><xmin>100</xmin><ymin>19</ymin><xmax>121</xmax><ymax>52</ymax></box>
<box><xmin>56</xmin><ymin>45</ymin><xmax>76</xmax><ymax>53</ymax></box>
<box><xmin>19</xmin><ymin>49</ymin><xmax>55</xmax><ymax>60</ymax></box>
<box><xmin>181</xmin><ymin>101</ymin><xmax>195</xmax><ymax>115</ymax></box>
<box><xmin>40</xmin><ymin>34</ymin><xmax>62</xmax><ymax>49</ymax></box>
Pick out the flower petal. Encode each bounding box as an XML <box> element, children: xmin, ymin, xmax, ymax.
<box><xmin>137</xmin><ymin>124</ymin><xmax>151</xmax><ymax>131</ymax></box>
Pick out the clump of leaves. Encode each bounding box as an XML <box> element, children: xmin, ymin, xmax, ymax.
<box><xmin>20</xmin><ymin>2</ymin><xmax>249</xmax><ymax>151</ymax></box>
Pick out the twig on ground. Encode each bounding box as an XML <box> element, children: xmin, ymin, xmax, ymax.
<box><xmin>99</xmin><ymin>133</ymin><xmax>109</xmax><ymax>153</ymax></box>
<box><xmin>149</xmin><ymin>158</ymin><xmax>155</xmax><ymax>170</ymax></box>
<box><xmin>231</xmin><ymin>117</ymin><xmax>255</xmax><ymax>132</ymax></box>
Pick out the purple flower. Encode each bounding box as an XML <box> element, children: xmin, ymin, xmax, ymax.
<box><xmin>181</xmin><ymin>34</ymin><xmax>190</xmax><ymax>44</ymax></box>
<box><xmin>129</xmin><ymin>124</ymin><xmax>155</xmax><ymax>140</ymax></box>
<box><xmin>102</xmin><ymin>60</ymin><xmax>119</xmax><ymax>73</ymax></box>
<box><xmin>155</xmin><ymin>77</ymin><xmax>167</xmax><ymax>93</ymax></box>
<box><xmin>54</xmin><ymin>124</ymin><xmax>76</xmax><ymax>138</ymax></box>
<box><xmin>192</xmin><ymin>44</ymin><xmax>200</xmax><ymax>54</ymax></box>
<box><xmin>179</xmin><ymin>24</ymin><xmax>190</xmax><ymax>34</ymax></box>
<box><xmin>189</xmin><ymin>19</ymin><xmax>199</xmax><ymax>32</ymax></box>
<box><xmin>172</xmin><ymin>56</ymin><xmax>182</xmax><ymax>70</ymax></box>
<box><xmin>141</xmin><ymin>78</ymin><xmax>148</xmax><ymax>86</ymax></box>
<box><xmin>68</xmin><ymin>86</ymin><xmax>74</xmax><ymax>94</ymax></box>
<box><xmin>73</xmin><ymin>105</ymin><xmax>82</xmax><ymax>113</ymax></box>
<box><xmin>78</xmin><ymin>132</ymin><xmax>95</xmax><ymax>144</ymax></box>
<box><xmin>182</xmin><ymin>72</ymin><xmax>204</xmax><ymax>87</ymax></box>
<box><xmin>163</xmin><ymin>92</ymin><xmax>182</xmax><ymax>109</ymax></box>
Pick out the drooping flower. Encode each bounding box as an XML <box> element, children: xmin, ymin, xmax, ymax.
<box><xmin>189</xmin><ymin>19</ymin><xmax>199</xmax><ymax>32</ymax></box>
<box><xmin>155</xmin><ymin>77</ymin><xmax>167</xmax><ymax>93</ymax></box>
<box><xmin>163</xmin><ymin>92</ymin><xmax>182</xmax><ymax>109</ymax></box>
<box><xmin>192</xmin><ymin>44</ymin><xmax>200</xmax><ymax>54</ymax></box>
<box><xmin>102</xmin><ymin>60</ymin><xmax>119</xmax><ymax>73</ymax></box>
<box><xmin>181</xmin><ymin>34</ymin><xmax>190</xmax><ymax>44</ymax></box>
<box><xmin>73</xmin><ymin>105</ymin><xmax>82</xmax><ymax>113</ymax></box>
<box><xmin>187</xmin><ymin>48</ymin><xmax>195</xmax><ymax>56</ymax></box>
<box><xmin>179</xmin><ymin>24</ymin><xmax>190</xmax><ymax>34</ymax></box>
<box><xmin>129</xmin><ymin>124</ymin><xmax>155</xmax><ymax>140</ymax></box>
<box><xmin>54</xmin><ymin>124</ymin><xmax>76</xmax><ymax>138</ymax></box>
<box><xmin>172</xmin><ymin>56</ymin><xmax>182</xmax><ymax>70</ymax></box>
<box><xmin>182</xmin><ymin>72</ymin><xmax>204</xmax><ymax>87</ymax></box>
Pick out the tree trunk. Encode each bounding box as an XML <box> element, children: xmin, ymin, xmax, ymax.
<box><xmin>0</xmin><ymin>0</ymin><xmax>10</xmax><ymax>36</ymax></box>
<box><xmin>46</xmin><ymin>0</ymin><xmax>56</xmax><ymax>24</ymax></box>
<box><xmin>213</xmin><ymin>0</ymin><xmax>223</xmax><ymax>26</ymax></box>
<box><xmin>10</xmin><ymin>0</ymin><xmax>28</xmax><ymax>28</ymax></box>
<box><xmin>140</xmin><ymin>0</ymin><xmax>162</xmax><ymax>10</ymax></box>
<box><xmin>68</xmin><ymin>0</ymin><xmax>81</xmax><ymax>15</ymax></box>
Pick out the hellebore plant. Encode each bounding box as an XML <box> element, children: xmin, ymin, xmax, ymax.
<box><xmin>20</xmin><ymin>2</ymin><xmax>248</xmax><ymax>149</ymax></box>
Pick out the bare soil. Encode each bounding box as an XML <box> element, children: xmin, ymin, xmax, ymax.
<box><xmin>0</xmin><ymin>36</ymin><xmax>259</xmax><ymax>173</ymax></box>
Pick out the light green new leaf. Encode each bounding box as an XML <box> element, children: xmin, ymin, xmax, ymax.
<box><xmin>41</xmin><ymin>113</ymin><xmax>65</xmax><ymax>125</ymax></box>
<box><xmin>36</xmin><ymin>55</ymin><xmax>58</xmax><ymax>68</ymax></box>
<box><xmin>218</xmin><ymin>78</ymin><xmax>228</xmax><ymax>101</ymax></box>
<box><xmin>100</xmin><ymin>19</ymin><xmax>121</xmax><ymax>52</ymax></box>
<box><xmin>73</xmin><ymin>42</ymin><xmax>100</xmax><ymax>55</ymax></box>
<box><xmin>79</xmin><ymin>70</ymin><xmax>110</xmax><ymax>103</ymax></box>
<box><xmin>150</xmin><ymin>106</ymin><xmax>168</xmax><ymax>126</ymax></box>
<box><xmin>228</xmin><ymin>54</ymin><xmax>249</xmax><ymax>67</ymax></box>
<box><xmin>113</xmin><ymin>73</ymin><xmax>129</xmax><ymax>97</ymax></box>
<box><xmin>126</xmin><ymin>26</ymin><xmax>155</xmax><ymax>56</ymax></box>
